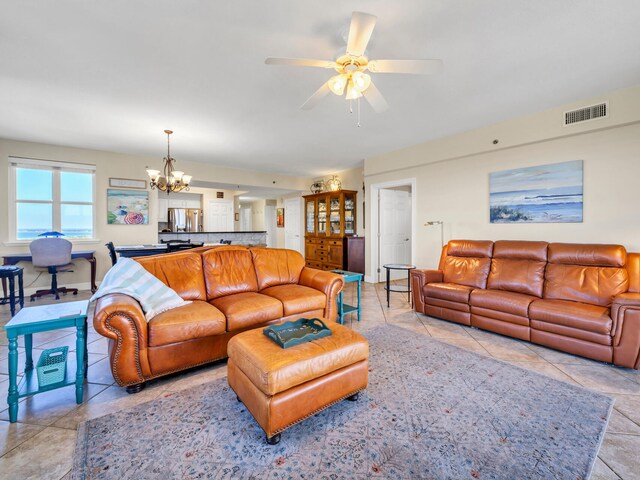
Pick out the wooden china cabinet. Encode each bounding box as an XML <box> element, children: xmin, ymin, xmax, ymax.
<box><xmin>303</xmin><ymin>190</ymin><xmax>357</xmax><ymax>271</ymax></box>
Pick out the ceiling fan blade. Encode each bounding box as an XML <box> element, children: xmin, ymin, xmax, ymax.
<box><xmin>363</xmin><ymin>81</ymin><xmax>389</xmax><ymax>113</ymax></box>
<box><xmin>368</xmin><ymin>59</ymin><xmax>443</xmax><ymax>75</ymax></box>
<box><xmin>346</xmin><ymin>12</ymin><xmax>377</xmax><ymax>57</ymax></box>
<box><xmin>300</xmin><ymin>81</ymin><xmax>331</xmax><ymax>110</ymax></box>
<box><xmin>265</xmin><ymin>57</ymin><xmax>336</xmax><ymax>68</ymax></box>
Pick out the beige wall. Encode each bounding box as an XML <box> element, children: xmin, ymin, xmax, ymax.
<box><xmin>0</xmin><ymin>138</ymin><xmax>311</xmax><ymax>291</ymax></box>
<box><xmin>364</xmin><ymin>84</ymin><xmax>640</xmax><ymax>279</ymax></box>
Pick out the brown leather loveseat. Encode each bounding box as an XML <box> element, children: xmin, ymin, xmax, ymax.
<box><xmin>411</xmin><ymin>240</ymin><xmax>640</xmax><ymax>369</ymax></box>
<box><xmin>94</xmin><ymin>247</ymin><xmax>344</xmax><ymax>392</ymax></box>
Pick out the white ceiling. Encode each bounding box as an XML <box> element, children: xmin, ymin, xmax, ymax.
<box><xmin>1</xmin><ymin>1</ymin><xmax>639</xmax><ymax>176</ymax></box>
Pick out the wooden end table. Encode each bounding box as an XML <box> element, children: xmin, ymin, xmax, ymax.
<box><xmin>3</xmin><ymin>300</ymin><xmax>90</xmax><ymax>423</ymax></box>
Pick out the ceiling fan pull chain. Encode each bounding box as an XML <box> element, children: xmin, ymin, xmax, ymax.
<box><xmin>349</xmin><ymin>99</ymin><xmax>353</xmax><ymax>114</ymax></box>
<box><xmin>357</xmin><ymin>97</ymin><xmax>361</xmax><ymax>127</ymax></box>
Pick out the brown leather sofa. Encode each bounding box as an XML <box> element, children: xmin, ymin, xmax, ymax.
<box><xmin>411</xmin><ymin>240</ymin><xmax>640</xmax><ymax>369</ymax></box>
<box><xmin>93</xmin><ymin>247</ymin><xmax>344</xmax><ymax>392</ymax></box>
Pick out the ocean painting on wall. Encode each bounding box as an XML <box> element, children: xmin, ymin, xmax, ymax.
<box><xmin>489</xmin><ymin>160</ymin><xmax>583</xmax><ymax>223</ymax></box>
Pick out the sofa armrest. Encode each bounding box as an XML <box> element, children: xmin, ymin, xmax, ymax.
<box><xmin>410</xmin><ymin>269</ymin><xmax>443</xmax><ymax>313</ymax></box>
<box><xmin>93</xmin><ymin>294</ymin><xmax>152</xmax><ymax>386</ymax></box>
<box><xmin>298</xmin><ymin>268</ymin><xmax>345</xmax><ymax>322</ymax></box>
<box><xmin>611</xmin><ymin>293</ymin><xmax>640</xmax><ymax>369</ymax></box>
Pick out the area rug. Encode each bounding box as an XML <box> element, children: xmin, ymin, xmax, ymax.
<box><xmin>72</xmin><ymin>326</ymin><xmax>613</xmax><ymax>479</ymax></box>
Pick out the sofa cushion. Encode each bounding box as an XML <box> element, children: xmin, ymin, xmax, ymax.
<box><xmin>486</xmin><ymin>240</ymin><xmax>548</xmax><ymax>297</ymax></box>
<box><xmin>251</xmin><ymin>248</ymin><xmax>306</xmax><ymax>290</ymax></box>
<box><xmin>544</xmin><ymin>264</ymin><xmax>628</xmax><ymax>307</ymax></box>
<box><xmin>424</xmin><ymin>283</ymin><xmax>474</xmax><ymax>304</ymax></box>
<box><xmin>211</xmin><ymin>292</ymin><xmax>284</xmax><ymax>331</ymax></box>
<box><xmin>529</xmin><ymin>299</ymin><xmax>612</xmax><ymax>335</ymax></box>
<box><xmin>260</xmin><ymin>284</ymin><xmax>326</xmax><ymax>316</ymax></box>
<box><xmin>148</xmin><ymin>301</ymin><xmax>226</xmax><ymax>347</ymax></box>
<box><xmin>442</xmin><ymin>257</ymin><xmax>492</xmax><ymax>289</ymax></box>
<box><xmin>493</xmin><ymin>240</ymin><xmax>548</xmax><ymax>262</ymax></box>
<box><xmin>446</xmin><ymin>240</ymin><xmax>494</xmax><ymax>258</ymax></box>
<box><xmin>202</xmin><ymin>247</ymin><xmax>258</xmax><ymax>300</ymax></box>
<box><xmin>470</xmin><ymin>289</ymin><xmax>537</xmax><ymax>317</ymax></box>
<box><xmin>136</xmin><ymin>252</ymin><xmax>206</xmax><ymax>301</ymax></box>
<box><xmin>548</xmin><ymin>243</ymin><xmax>626</xmax><ymax>267</ymax></box>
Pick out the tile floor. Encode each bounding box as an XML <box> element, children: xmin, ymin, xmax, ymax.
<box><xmin>0</xmin><ymin>283</ymin><xmax>639</xmax><ymax>479</ymax></box>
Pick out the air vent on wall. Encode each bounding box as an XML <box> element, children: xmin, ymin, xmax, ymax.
<box><xmin>564</xmin><ymin>102</ymin><xmax>608</xmax><ymax>126</ymax></box>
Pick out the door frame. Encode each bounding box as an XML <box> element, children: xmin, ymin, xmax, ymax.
<box><xmin>367</xmin><ymin>178</ymin><xmax>417</xmax><ymax>283</ymax></box>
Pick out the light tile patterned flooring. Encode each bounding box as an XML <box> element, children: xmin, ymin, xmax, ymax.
<box><xmin>0</xmin><ymin>283</ymin><xmax>639</xmax><ymax>479</ymax></box>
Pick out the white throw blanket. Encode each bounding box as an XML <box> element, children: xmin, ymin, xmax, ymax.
<box><xmin>91</xmin><ymin>257</ymin><xmax>189</xmax><ymax>321</ymax></box>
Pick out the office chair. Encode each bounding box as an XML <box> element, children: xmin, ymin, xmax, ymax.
<box><xmin>29</xmin><ymin>237</ymin><xmax>78</xmax><ymax>301</ymax></box>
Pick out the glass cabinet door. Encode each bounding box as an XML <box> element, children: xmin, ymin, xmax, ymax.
<box><xmin>344</xmin><ymin>193</ymin><xmax>355</xmax><ymax>235</ymax></box>
<box><xmin>305</xmin><ymin>199</ymin><xmax>316</xmax><ymax>234</ymax></box>
<box><xmin>329</xmin><ymin>196</ymin><xmax>341</xmax><ymax>235</ymax></box>
<box><xmin>317</xmin><ymin>197</ymin><xmax>327</xmax><ymax>235</ymax></box>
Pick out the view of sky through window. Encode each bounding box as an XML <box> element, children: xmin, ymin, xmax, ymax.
<box><xmin>16</xmin><ymin>167</ymin><xmax>94</xmax><ymax>239</ymax></box>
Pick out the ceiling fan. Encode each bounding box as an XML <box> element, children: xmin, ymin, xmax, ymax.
<box><xmin>265</xmin><ymin>11</ymin><xmax>443</xmax><ymax>115</ymax></box>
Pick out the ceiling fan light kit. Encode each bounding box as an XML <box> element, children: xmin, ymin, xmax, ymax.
<box><xmin>265</xmin><ymin>11</ymin><xmax>443</xmax><ymax>125</ymax></box>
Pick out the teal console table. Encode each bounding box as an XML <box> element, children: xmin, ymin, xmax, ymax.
<box><xmin>331</xmin><ymin>270</ymin><xmax>363</xmax><ymax>324</ymax></box>
<box><xmin>3</xmin><ymin>300</ymin><xmax>89</xmax><ymax>423</ymax></box>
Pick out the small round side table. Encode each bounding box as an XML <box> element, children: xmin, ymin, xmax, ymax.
<box><xmin>383</xmin><ymin>264</ymin><xmax>416</xmax><ymax>308</ymax></box>
<box><xmin>0</xmin><ymin>266</ymin><xmax>25</xmax><ymax>317</ymax></box>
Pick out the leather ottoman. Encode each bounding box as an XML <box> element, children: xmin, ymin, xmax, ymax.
<box><xmin>227</xmin><ymin>321</ymin><xmax>369</xmax><ymax>444</ymax></box>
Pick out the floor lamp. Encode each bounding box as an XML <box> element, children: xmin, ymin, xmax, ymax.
<box><xmin>424</xmin><ymin>220</ymin><xmax>444</xmax><ymax>247</ymax></box>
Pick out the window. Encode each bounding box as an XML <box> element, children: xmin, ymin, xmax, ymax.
<box><xmin>10</xmin><ymin>158</ymin><xmax>96</xmax><ymax>240</ymax></box>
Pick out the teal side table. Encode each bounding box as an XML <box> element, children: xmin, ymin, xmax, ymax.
<box><xmin>3</xmin><ymin>300</ymin><xmax>89</xmax><ymax>423</ymax></box>
<box><xmin>331</xmin><ymin>270</ymin><xmax>363</xmax><ymax>324</ymax></box>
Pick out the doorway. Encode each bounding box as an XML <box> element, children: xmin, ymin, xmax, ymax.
<box><xmin>284</xmin><ymin>197</ymin><xmax>303</xmax><ymax>254</ymax></box>
<box><xmin>207</xmin><ymin>199</ymin><xmax>234</xmax><ymax>232</ymax></box>
<box><xmin>265</xmin><ymin>204</ymin><xmax>277</xmax><ymax>248</ymax></box>
<box><xmin>240</xmin><ymin>206</ymin><xmax>252</xmax><ymax>231</ymax></box>
<box><xmin>369</xmin><ymin>179</ymin><xmax>416</xmax><ymax>283</ymax></box>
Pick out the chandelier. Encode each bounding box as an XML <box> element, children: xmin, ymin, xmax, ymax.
<box><xmin>146</xmin><ymin>130</ymin><xmax>192</xmax><ymax>194</ymax></box>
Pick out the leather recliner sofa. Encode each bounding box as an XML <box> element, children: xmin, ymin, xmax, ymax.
<box><xmin>94</xmin><ymin>247</ymin><xmax>344</xmax><ymax>392</ymax></box>
<box><xmin>411</xmin><ymin>240</ymin><xmax>640</xmax><ymax>369</ymax></box>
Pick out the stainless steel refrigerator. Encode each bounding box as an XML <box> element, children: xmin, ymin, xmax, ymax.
<box><xmin>168</xmin><ymin>208</ymin><xmax>204</xmax><ymax>232</ymax></box>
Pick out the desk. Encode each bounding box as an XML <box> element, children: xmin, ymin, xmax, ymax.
<box><xmin>331</xmin><ymin>270</ymin><xmax>363</xmax><ymax>324</ymax></box>
<box><xmin>2</xmin><ymin>251</ymin><xmax>97</xmax><ymax>294</ymax></box>
<box><xmin>3</xmin><ymin>300</ymin><xmax>89</xmax><ymax>422</ymax></box>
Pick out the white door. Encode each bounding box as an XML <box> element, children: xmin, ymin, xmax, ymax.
<box><xmin>240</xmin><ymin>206</ymin><xmax>252</xmax><ymax>231</ymax></box>
<box><xmin>378</xmin><ymin>189</ymin><xmax>412</xmax><ymax>282</ymax></box>
<box><xmin>284</xmin><ymin>197</ymin><xmax>302</xmax><ymax>254</ymax></box>
<box><xmin>208</xmin><ymin>200</ymin><xmax>234</xmax><ymax>232</ymax></box>
<box><xmin>265</xmin><ymin>205</ymin><xmax>277</xmax><ymax>248</ymax></box>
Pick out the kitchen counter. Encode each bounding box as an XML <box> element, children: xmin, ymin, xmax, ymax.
<box><xmin>158</xmin><ymin>231</ymin><xmax>267</xmax><ymax>247</ymax></box>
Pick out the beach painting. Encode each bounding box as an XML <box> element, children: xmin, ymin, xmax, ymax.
<box><xmin>107</xmin><ymin>189</ymin><xmax>149</xmax><ymax>225</ymax></box>
<box><xmin>489</xmin><ymin>160</ymin><xmax>583</xmax><ymax>223</ymax></box>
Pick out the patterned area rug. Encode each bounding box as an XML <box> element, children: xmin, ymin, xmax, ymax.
<box><xmin>72</xmin><ymin>326</ymin><xmax>613</xmax><ymax>479</ymax></box>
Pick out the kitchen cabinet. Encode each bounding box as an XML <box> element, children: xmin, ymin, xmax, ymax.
<box><xmin>158</xmin><ymin>198</ymin><xmax>169</xmax><ymax>222</ymax></box>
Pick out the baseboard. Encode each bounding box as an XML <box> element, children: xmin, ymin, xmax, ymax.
<box><xmin>364</xmin><ymin>275</ymin><xmax>376</xmax><ymax>283</ymax></box>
